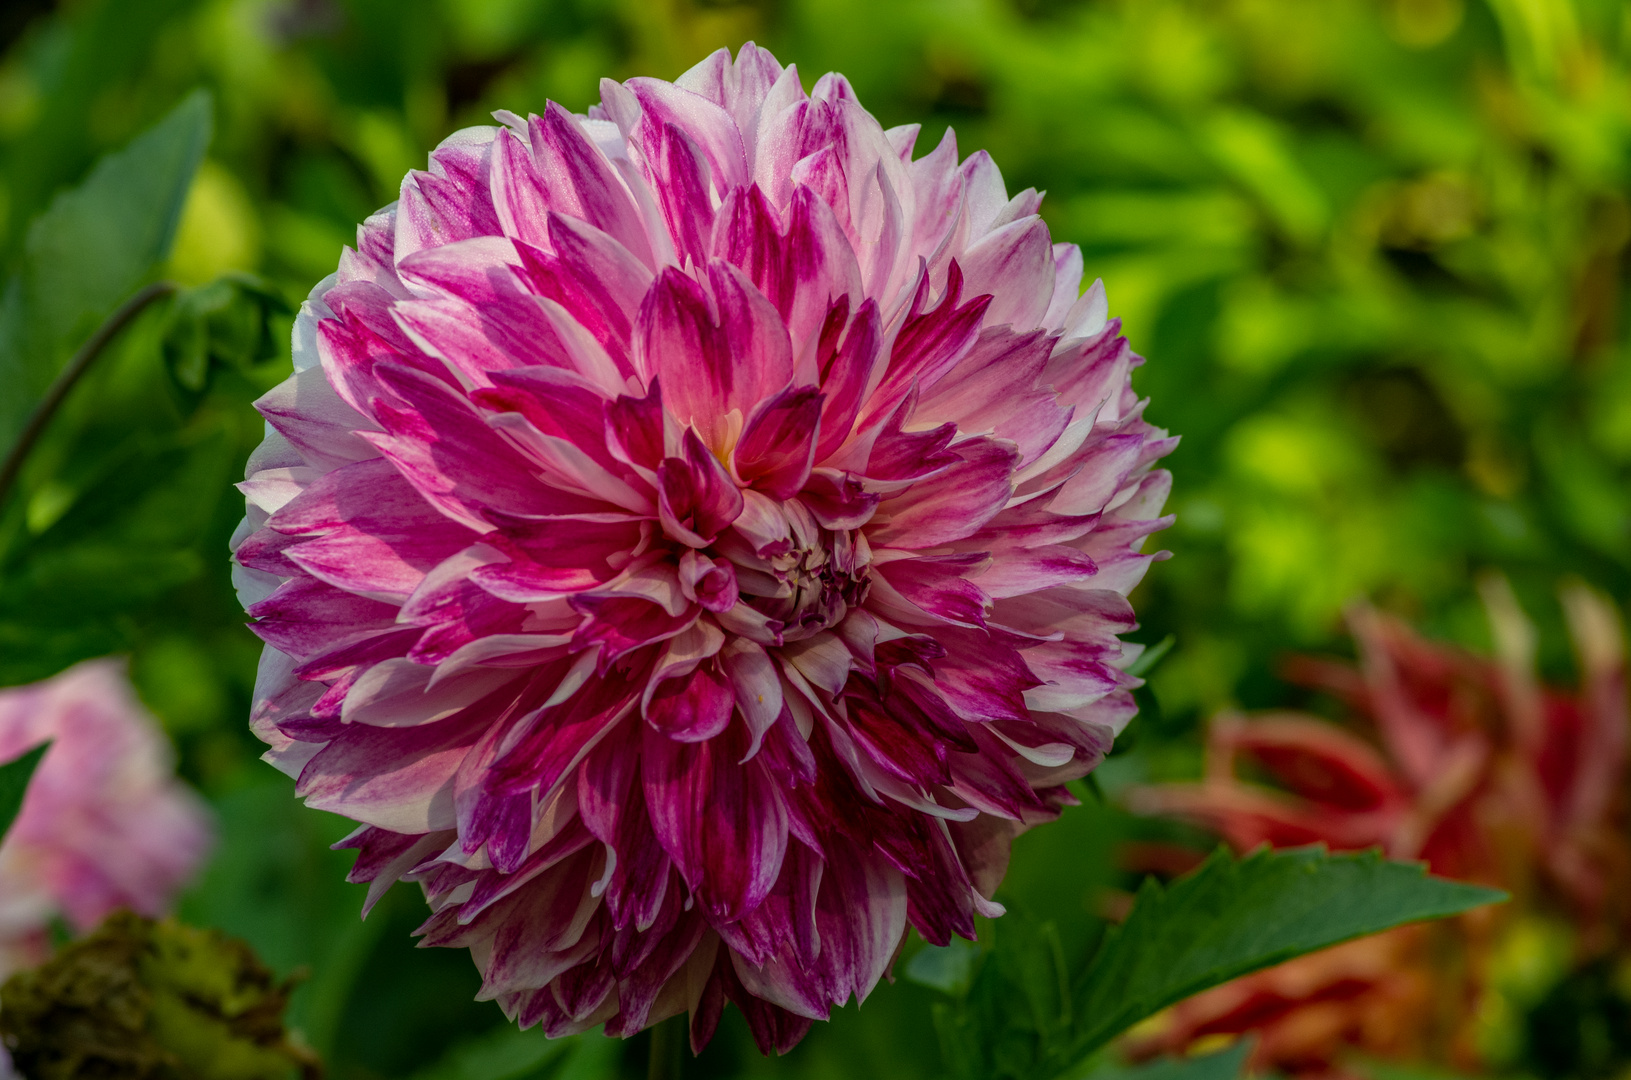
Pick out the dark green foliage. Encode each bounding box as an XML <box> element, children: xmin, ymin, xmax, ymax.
<box><xmin>1081</xmin><ymin>1039</ymin><xmax>1253</xmax><ymax>1080</ymax></box>
<box><xmin>1517</xmin><ymin>960</ymin><xmax>1631</xmax><ymax>1080</ymax></box>
<box><xmin>161</xmin><ymin>276</ymin><xmax>292</xmax><ymax>398</ymax></box>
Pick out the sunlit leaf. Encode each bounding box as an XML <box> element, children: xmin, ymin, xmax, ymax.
<box><xmin>0</xmin><ymin>91</ymin><xmax>211</xmax><ymax>465</ymax></box>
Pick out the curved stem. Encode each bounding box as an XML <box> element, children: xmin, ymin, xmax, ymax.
<box><xmin>0</xmin><ymin>281</ymin><xmax>177</xmax><ymax>513</ymax></box>
<box><xmin>648</xmin><ymin>1013</ymin><xmax>687</xmax><ymax>1080</ymax></box>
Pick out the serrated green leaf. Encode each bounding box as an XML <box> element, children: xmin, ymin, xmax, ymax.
<box><xmin>0</xmin><ymin>91</ymin><xmax>211</xmax><ymax>464</ymax></box>
<box><xmin>1069</xmin><ymin>847</ymin><xmax>1505</xmax><ymax>1061</ymax></box>
<box><xmin>0</xmin><ymin>741</ymin><xmax>49</xmax><ymax>843</ymax></box>
<box><xmin>939</xmin><ymin>847</ymin><xmax>1503</xmax><ymax>1080</ymax></box>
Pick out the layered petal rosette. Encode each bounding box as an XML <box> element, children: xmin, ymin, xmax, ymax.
<box><xmin>0</xmin><ymin>660</ymin><xmax>213</xmax><ymax>979</ymax></box>
<box><xmin>232</xmin><ymin>44</ymin><xmax>1174</xmax><ymax>1053</ymax></box>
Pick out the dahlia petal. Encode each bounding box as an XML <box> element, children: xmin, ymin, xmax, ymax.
<box><xmin>720</xmin><ymin>638</ymin><xmax>783</xmax><ymax>757</ymax></box>
<box><xmin>1046</xmin><ymin>432</ymin><xmax>1156</xmax><ymax>517</ymax></box>
<box><xmin>734</xmin><ymin>385</ymin><xmax>822</xmax><ymax>499</ymax></box>
<box><xmin>646</xmin><ymin>664</ymin><xmax>735</xmax><ymax>742</ymax></box>
<box><xmin>394</xmin><ymin>235</ymin><xmax>522</xmax><ymax>304</ymax></box>
<box><xmin>248</xmin><ymin>577</ymin><xmax>400</xmax><ymax>661</ymax></box>
<box><xmin>778</xmin><ymin>631</ymin><xmax>852</xmax><ymax>697</ymax></box>
<box><xmin>957</xmin><ymin>150</ymin><xmax>1011</xmax><ymax>240</ymax></box>
<box><xmin>863</xmin><ymin>263</ymin><xmax>991</xmax><ymax>431</ymax></box>
<box><xmin>658</xmin><ymin>428</ymin><xmax>746</xmax><ymax>546</ymax></box>
<box><xmin>972</xmin><ymin>544</ymin><xmax>1098</xmax><ymax>599</ymax></box>
<box><xmin>642</xmin><ymin>726</ymin><xmax>788</xmax><ymax>922</ymax></box>
<box><xmin>488</xmin><ymin>412</ymin><xmax>651</xmax><ymax>513</ymax></box>
<box><xmin>570</xmin><ymin>595</ymin><xmax>698</xmax><ymax>664</ymax></box>
<box><xmin>812</xmin><ymin>298</ymin><xmax>883</xmax><ymax>461</ymax></box>
<box><xmin>513</xmin><ymin>215</ymin><xmax>651</xmax><ymax>376</ymax></box>
<box><xmin>607</xmin><ymin>909</ymin><xmax>707</xmax><ymax>1032</ymax></box>
<box><xmin>397</xmin><ymin>129</ymin><xmax>501</xmax><ymax>257</ymax></box>
<box><xmin>1062</xmin><ymin>277</ymin><xmax>1109</xmax><ymax>342</ymax></box>
<box><xmin>491</xmin><ymin>127</ymin><xmax>553</xmax><ymax>249</ymax></box>
<box><xmin>627</xmin><ymin>78</ymin><xmax>750</xmax><ymax>194</ymax></box>
<box><xmin>918</xmin><ymin>327</ymin><xmax>1071</xmax><ymax>467</ymax></box>
<box><xmin>474</xmin><ymin>520</ymin><xmax>640</xmax><ymax>601</ymax></box>
<box><xmin>722</xmin><ymin>957</ymin><xmax>816</xmax><ymax>1054</ymax></box>
<box><xmin>1043</xmin><ymin>243</ymin><xmax>1086</xmax><ymax>331</ymax></box>
<box><xmin>799</xmin><ymin>468</ymin><xmax>881</xmax><ymax>530</ymax></box>
<box><xmin>812</xmin><ymin>851</ymin><xmax>906</xmax><ymax>1002</ymax></box>
<box><xmin>530</xmin><ymin>103</ymin><xmax>656</xmax><ymax>268</ymax></box>
<box><xmin>297</xmin><ymin>712</ymin><xmax>480</xmax><ymax>832</ymax></box>
<box><xmin>643</xmin><ymin>119</ymin><xmax>717</xmax><ymax>266</ymax></box>
<box><xmin>865</xmin><ymin>395</ymin><xmax>957</xmax><ymax>484</ymax></box>
<box><xmin>340</xmin><ymin>658</ymin><xmax>517</xmax><ymax>728</ymax></box>
<box><xmin>674</xmin><ymin>48</ymin><xmax>732</xmax><ymax>104</ymax></box>
<box><xmin>361</xmin><ymin>365</ymin><xmax>557</xmax><ymax>530</ymax></box>
<box><xmin>685</xmin><ymin>934</ymin><xmax>728</xmax><ymax>1053</ymax></box>
<box><xmin>256</xmin><ymin>364</ymin><xmax>380</xmax><ymax>470</ymax></box>
<box><xmin>488</xmin><ymin>675</ymin><xmax>638</xmax><ymax>798</ymax></box>
<box><xmin>869</xmin><ymin>440</ymin><xmax>1018</xmax><ymax>549</ymax></box>
<box><xmin>925</xmin><ymin>629</ymin><xmax>1039</xmax><ymax>725</ymax></box>
<box><xmin>872</xmin><ymin>555</ymin><xmax>990</xmax><ymax>629</ymax></box>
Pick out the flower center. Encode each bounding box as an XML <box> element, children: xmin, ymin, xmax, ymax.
<box><xmin>714</xmin><ymin>505</ymin><xmax>870</xmax><ymax>642</ymax></box>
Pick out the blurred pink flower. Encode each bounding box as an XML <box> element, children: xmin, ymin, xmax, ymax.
<box><xmin>0</xmin><ymin>659</ymin><xmax>213</xmax><ymax>978</ymax></box>
<box><xmin>233</xmin><ymin>43</ymin><xmax>1173</xmax><ymax>1052</ymax></box>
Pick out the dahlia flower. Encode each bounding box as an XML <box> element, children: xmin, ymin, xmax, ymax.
<box><xmin>232</xmin><ymin>43</ymin><xmax>1173</xmax><ymax>1052</ymax></box>
<box><xmin>1126</xmin><ymin>585</ymin><xmax>1630</xmax><ymax>1076</ymax></box>
<box><xmin>0</xmin><ymin>659</ymin><xmax>213</xmax><ymax>979</ymax></box>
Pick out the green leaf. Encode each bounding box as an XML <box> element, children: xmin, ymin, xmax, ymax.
<box><xmin>160</xmin><ymin>275</ymin><xmax>292</xmax><ymax>399</ymax></box>
<box><xmin>405</xmin><ymin>1024</ymin><xmax>579</xmax><ymax>1080</ymax></box>
<box><xmin>0</xmin><ymin>741</ymin><xmax>50</xmax><ymax>843</ymax></box>
<box><xmin>0</xmin><ymin>91</ymin><xmax>211</xmax><ymax>464</ymax></box>
<box><xmin>1071</xmin><ymin>847</ymin><xmax>1504</xmax><ymax>1059</ymax></box>
<box><xmin>937</xmin><ymin>847</ymin><xmax>1503</xmax><ymax>1080</ymax></box>
<box><xmin>1080</xmin><ymin>1040</ymin><xmax>1253</xmax><ymax>1080</ymax></box>
<box><xmin>906</xmin><ymin>938</ymin><xmax>980</xmax><ymax>996</ymax></box>
<box><xmin>1124</xmin><ymin>635</ymin><xmax>1176</xmax><ymax>679</ymax></box>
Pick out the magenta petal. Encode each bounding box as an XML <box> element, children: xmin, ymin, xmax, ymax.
<box><xmin>645</xmin><ymin>663</ymin><xmax>734</xmax><ymax>742</ymax></box>
<box><xmin>578</xmin><ymin>731</ymin><xmax>673</xmax><ymax>930</ymax></box>
<box><xmin>570</xmin><ymin>595</ymin><xmax>699</xmax><ymax>665</ymax></box>
<box><xmin>644</xmin><ymin>119</ymin><xmax>717</xmax><ymax>266</ymax></box>
<box><xmin>734</xmin><ymin>385</ymin><xmax>822</xmax><ymax>499</ymax></box>
<box><xmin>799</xmin><ymin>469</ymin><xmax>879</xmax><ymax>531</ymax></box>
<box><xmin>812</xmin><ymin>298</ymin><xmax>882</xmax><ymax>462</ymax></box>
<box><xmin>869</xmin><ymin>439</ymin><xmax>1018</xmax><ymax>549</ymax></box>
<box><xmin>530</xmin><ymin>103</ymin><xmax>656</xmax><ymax>269</ymax></box>
<box><xmin>658</xmin><ymin>428</ymin><xmax>745</xmax><ymax>546</ymax></box>
<box><xmin>862</xmin><ymin>261</ymin><xmax>991</xmax><ymax>431</ymax></box>
<box><xmin>642</xmin><ymin>725</ymin><xmax>787</xmax><ymax>922</ymax></box>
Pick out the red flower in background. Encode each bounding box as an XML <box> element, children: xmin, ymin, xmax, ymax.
<box><xmin>1125</xmin><ymin>580</ymin><xmax>1631</xmax><ymax>1077</ymax></box>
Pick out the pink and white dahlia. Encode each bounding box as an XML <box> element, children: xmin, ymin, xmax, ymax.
<box><xmin>0</xmin><ymin>659</ymin><xmax>213</xmax><ymax>978</ymax></box>
<box><xmin>232</xmin><ymin>43</ymin><xmax>1174</xmax><ymax>1053</ymax></box>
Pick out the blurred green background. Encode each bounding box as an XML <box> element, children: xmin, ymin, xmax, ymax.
<box><xmin>0</xmin><ymin>0</ymin><xmax>1627</xmax><ymax>1077</ymax></box>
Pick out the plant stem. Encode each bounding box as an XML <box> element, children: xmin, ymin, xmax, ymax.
<box><xmin>0</xmin><ymin>281</ymin><xmax>177</xmax><ymax>513</ymax></box>
<box><xmin>648</xmin><ymin>1014</ymin><xmax>687</xmax><ymax>1080</ymax></box>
